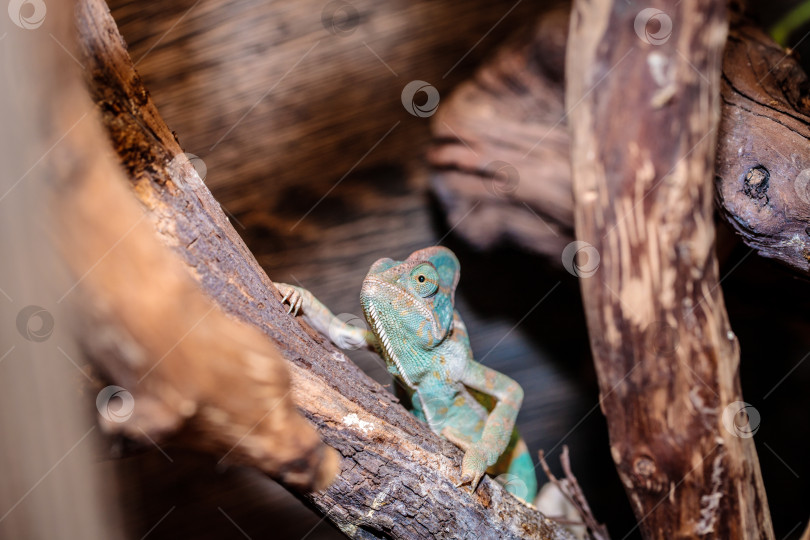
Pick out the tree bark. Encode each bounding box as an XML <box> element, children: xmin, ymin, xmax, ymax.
<box><xmin>73</xmin><ymin>0</ymin><xmax>573</xmax><ymax>537</ymax></box>
<box><xmin>566</xmin><ymin>0</ymin><xmax>774</xmax><ymax>538</ymax></box>
<box><xmin>429</xmin><ymin>10</ymin><xmax>810</xmax><ymax>276</ymax></box>
<box><xmin>715</xmin><ymin>23</ymin><xmax>810</xmax><ymax>272</ymax></box>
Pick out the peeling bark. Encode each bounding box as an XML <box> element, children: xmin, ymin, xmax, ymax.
<box><xmin>566</xmin><ymin>0</ymin><xmax>774</xmax><ymax>538</ymax></box>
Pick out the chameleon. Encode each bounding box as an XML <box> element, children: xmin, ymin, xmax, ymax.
<box><xmin>275</xmin><ymin>246</ymin><xmax>537</xmax><ymax>503</ymax></box>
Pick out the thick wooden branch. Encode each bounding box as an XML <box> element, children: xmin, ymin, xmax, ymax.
<box><xmin>428</xmin><ymin>9</ymin><xmax>810</xmax><ymax>275</ymax></box>
<box><xmin>567</xmin><ymin>0</ymin><xmax>773</xmax><ymax>538</ymax></box>
<box><xmin>73</xmin><ymin>0</ymin><xmax>573</xmax><ymax>537</ymax></box>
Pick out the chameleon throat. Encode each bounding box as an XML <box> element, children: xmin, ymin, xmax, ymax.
<box><xmin>365</xmin><ymin>302</ymin><xmax>416</xmax><ymax>389</ymax></box>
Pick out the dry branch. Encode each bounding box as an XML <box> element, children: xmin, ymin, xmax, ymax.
<box><xmin>567</xmin><ymin>0</ymin><xmax>773</xmax><ymax>537</ymax></box>
<box><xmin>538</xmin><ymin>448</ymin><xmax>610</xmax><ymax>540</ymax></box>
<box><xmin>429</xmin><ymin>10</ymin><xmax>810</xmax><ymax>275</ymax></box>
<box><xmin>716</xmin><ymin>23</ymin><xmax>810</xmax><ymax>272</ymax></box>
<box><xmin>72</xmin><ymin>0</ymin><xmax>574</xmax><ymax>537</ymax></box>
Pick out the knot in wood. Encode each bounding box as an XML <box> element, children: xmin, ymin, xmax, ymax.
<box><xmin>633</xmin><ymin>456</ymin><xmax>656</xmax><ymax>478</ymax></box>
<box><xmin>743</xmin><ymin>165</ymin><xmax>770</xmax><ymax>201</ymax></box>
<box><xmin>642</xmin><ymin>321</ymin><xmax>679</xmax><ymax>358</ymax></box>
<box><xmin>632</xmin><ymin>455</ymin><xmax>666</xmax><ymax>493</ymax></box>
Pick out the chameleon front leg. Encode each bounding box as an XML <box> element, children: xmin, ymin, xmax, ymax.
<box><xmin>275</xmin><ymin>283</ymin><xmax>378</xmax><ymax>351</ymax></box>
<box><xmin>443</xmin><ymin>360</ymin><xmax>524</xmax><ymax>491</ymax></box>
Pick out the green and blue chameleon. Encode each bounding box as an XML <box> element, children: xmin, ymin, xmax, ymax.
<box><xmin>276</xmin><ymin>246</ymin><xmax>537</xmax><ymax>503</ymax></box>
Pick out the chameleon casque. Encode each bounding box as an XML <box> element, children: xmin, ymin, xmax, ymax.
<box><xmin>276</xmin><ymin>246</ymin><xmax>537</xmax><ymax>502</ymax></box>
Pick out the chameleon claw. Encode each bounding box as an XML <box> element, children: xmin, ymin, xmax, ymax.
<box><xmin>454</xmin><ymin>472</ymin><xmax>482</xmax><ymax>493</ymax></box>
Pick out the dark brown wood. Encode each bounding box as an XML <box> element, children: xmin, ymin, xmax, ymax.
<box><xmin>73</xmin><ymin>0</ymin><xmax>574</xmax><ymax>537</ymax></box>
<box><xmin>428</xmin><ymin>7</ymin><xmax>573</xmax><ymax>256</ymax></box>
<box><xmin>715</xmin><ymin>23</ymin><xmax>810</xmax><ymax>272</ymax></box>
<box><xmin>567</xmin><ymin>0</ymin><xmax>774</xmax><ymax>537</ymax></box>
<box><xmin>428</xmin><ymin>10</ymin><xmax>810</xmax><ymax>277</ymax></box>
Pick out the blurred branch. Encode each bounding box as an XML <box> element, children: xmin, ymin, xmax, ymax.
<box><xmin>538</xmin><ymin>448</ymin><xmax>610</xmax><ymax>540</ymax></box>
<box><xmin>63</xmin><ymin>0</ymin><xmax>338</xmax><ymax>493</ymax></box>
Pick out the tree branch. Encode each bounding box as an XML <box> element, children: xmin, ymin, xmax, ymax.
<box><xmin>566</xmin><ymin>0</ymin><xmax>774</xmax><ymax>536</ymax></box>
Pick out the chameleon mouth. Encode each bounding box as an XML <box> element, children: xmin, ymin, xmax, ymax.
<box><xmin>362</xmin><ymin>300</ymin><xmax>416</xmax><ymax>390</ymax></box>
<box><xmin>361</xmin><ymin>276</ymin><xmax>438</xmax><ymax>329</ymax></box>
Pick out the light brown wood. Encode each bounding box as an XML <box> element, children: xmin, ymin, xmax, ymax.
<box><xmin>63</xmin><ymin>0</ymin><xmax>340</xmax><ymax>493</ymax></box>
<box><xmin>566</xmin><ymin>0</ymin><xmax>774</xmax><ymax>537</ymax></box>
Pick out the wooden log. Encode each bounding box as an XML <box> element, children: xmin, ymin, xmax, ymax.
<box><xmin>74</xmin><ymin>0</ymin><xmax>574</xmax><ymax>537</ymax></box>
<box><xmin>428</xmin><ymin>10</ymin><xmax>810</xmax><ymax>276</ymax></box>
<box><xmin>566</xmin><ymin>0</ymin><xmax>774</xmax><ymax>538</ymax></box>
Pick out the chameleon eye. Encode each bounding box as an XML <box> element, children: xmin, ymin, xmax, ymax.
<box><xmin>410</xmin><ymin>264</ymin><xmax>439</xmax><ymax>297</ymax></box>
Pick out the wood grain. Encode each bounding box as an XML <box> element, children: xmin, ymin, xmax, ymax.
<box><xmin>107</xmin><ymin>0</ymin><xmax>545</xmax><ymax>219</ymax></box>
<box><xmin>566</xmin><ymin>0</ymin><xmax>774</xmax><ymax>537</ymax></box>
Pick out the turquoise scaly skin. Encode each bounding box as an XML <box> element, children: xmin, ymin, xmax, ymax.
<box><xmin>276</xmin><ymin>246</ymin><xmax>537</xmax><ymax>503</ymax></box>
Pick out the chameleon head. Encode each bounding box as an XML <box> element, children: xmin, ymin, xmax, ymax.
<box><xmin>360</xmin><ymin>246</ymin><xmax>460</xmax><ymax>352</ymax></box>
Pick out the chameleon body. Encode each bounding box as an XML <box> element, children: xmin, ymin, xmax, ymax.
<box><xmin>276</xmin><ymin>246</ymin><xmax>537</xmax><ymax>502</ymax></box>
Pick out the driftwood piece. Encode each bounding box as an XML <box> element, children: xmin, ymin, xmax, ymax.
<box><xmin>428</xmin><ymin>10</ymin><xmax>810</xmax><ymax>275</ymax></box>
<box><xmin>74</xmin><ymin>0</ymin><xmax>573</xmax><ymax>538</ymax></box>
<box><xmin>428</xmin><ymin>8</ymin><xmax>573</xmax><ymax>256</ymax></box>
<box><xmin>567</xmin><ymin>0</ymin><xmax>774</xmax><ymax>538</ymax></box>
<box><xmin>715</xmin><ymin>24</ymin><xmax>810</xmax><ymax>272</ymax></box>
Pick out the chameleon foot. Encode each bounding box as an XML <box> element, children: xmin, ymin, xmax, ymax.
<box><xmin>458</xmin><ymin>445</ymin><xmax>492</xmax><ymax>492</ymax></box>
<box><xmin>442</xmin><ymin>426</ymin><xmax>492</xmax><ymax>492</ymax></box>
<box><xmin>276</xmin><ymin>283</ymin><xmax>304</xmax><ymax>316</ymax></box>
